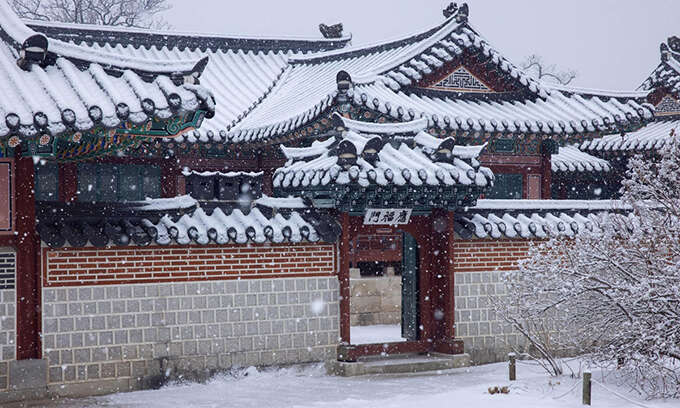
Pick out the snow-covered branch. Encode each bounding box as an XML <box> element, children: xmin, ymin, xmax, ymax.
<box><xmin>492</xmin><ymin>135</ymin><xmax>680</xmax><ymax>398</ymax></box>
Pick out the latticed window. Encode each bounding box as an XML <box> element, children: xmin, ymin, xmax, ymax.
<box><xmin>35</xmin><ymin>162</ymin><xmax>59</xmax><ymax>201</ymax></box>
<box><xmin>486</xmin><ymin>173</ymin><xmax>523</xmax><ymax>199</ymax></box>
<box><xmin>77</xmin><ymin>164</ymin><xmax>161</xmax><ymax>202</ymax></box>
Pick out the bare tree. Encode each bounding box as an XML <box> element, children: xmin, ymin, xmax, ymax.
<box><xmin>493</xmin><ymin>134</ymin><xmax>680</xmax><ymax>398</ymax></box>
<box><xmin>11</xmin><ymin>0</ymin><xmax>171</xmax><ymax>29</ymax></box>
<box><xmin>520</xmin><ymin>54</ymin><xmax>577</xmax><ymax>86</ymax></box>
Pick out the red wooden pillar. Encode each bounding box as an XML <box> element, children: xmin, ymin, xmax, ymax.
<box><xmin>417</xmin><ymin>218</ymin><xmax>433</xmax><ymax>343</ymax></box>
<box><xmin>15</xmin><ymin>152</ymin><xmax>42</xmax><ymax>360</ymax></box>
<box><xmin>338</xmin><ymin>212</ymin><xmax>351</xmax><ymax>344</ymax></box>
<box><xmin>161</xmin><ymin>159</ymin><xmax>180</xmax><ymax>198</ymax></box>
<box><xmin>432</xmin><ymin>210</ymin><xmax>464</xmax><ymax>354</ymax></box>
<box><xmin>541</xmin><ymin>149</ymin><xmax>552</xmax><ymax>199</ymax></box>
<box><xmin>59</xmin><ymin>163</ymin><xmax>78</xmax><ymax>202</ymax></box>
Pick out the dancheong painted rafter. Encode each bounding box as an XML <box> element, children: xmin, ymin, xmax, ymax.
<box><xmin>0</xmin><ymin>2</ymin><xmax>216</xmax><ymax>158</ymax></box>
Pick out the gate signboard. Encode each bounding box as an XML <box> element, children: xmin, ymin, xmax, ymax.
<box><xmin>363</xmin><ymin>208</ymin><xmax>412</xmax><ymax>225</ymax></box>
<box><xmin>0</xmin><ymin>160</ymin><xmax>13</xmax><ymax>234</ymax></box>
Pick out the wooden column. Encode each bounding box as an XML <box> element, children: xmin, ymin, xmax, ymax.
<box><xmin>59</xmin><ymin>163</ymin><xmax>78</xmax><ymax>202</ymax></box>
<box><xmin>417</xmin><ymin>219</ymin><xmax>433</xmax><ymax>343</ymax></box>
<box><xmin>433</xmin><ymin>210</ymin><xmax>464</xmax><ymax>354</ymax></box>
<box><xmin>541</xmin><ymin>149</ymin><xmax>552</xmax><ymax>199</ymax></box>
<box><xmin>161</xmin><ymin>158</ymin><xmax>180</xmax><ymax>198</ymax></box>
<box><xmin>442</xmin><ymin>210</ymin><xmax>456</xmax><ymax>338</ymax></box>
<box><xmin>338</xmin><ymin>212</ymin><xmax>351</xmax><ymax>345</ymax></box>
<box><xmin>15</xmin><ymin>152</ymin><xmax>42</xmax><ymax>360</ymax></box>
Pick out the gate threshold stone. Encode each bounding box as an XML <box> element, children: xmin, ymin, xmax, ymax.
<box><xmin>326</xmin><ymin>352</ymin><xmax>470</xmax><ymax>377</ymax></box>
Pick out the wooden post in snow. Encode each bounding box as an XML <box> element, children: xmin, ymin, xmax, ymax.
<box><xmin>582</xmin><ymin>371</ymin><xmax>592</xmax><ymax>405</ymax></box>
<box><xmin>508</xmin><ymin>353</ymin><xmax>516</xmax><ymax>381</ymax></box>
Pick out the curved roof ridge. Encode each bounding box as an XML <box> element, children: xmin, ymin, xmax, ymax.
<box><xmin>336</xmin><ymin>112</ymin><xmax>428</xmax><ymax>134</ymax></box>
<box><xmin>290</xmin><ymin>14</ymin><xmax>462</xmax><ymax>65</ymax></box>
<box><xmin>27</xmin><ymin>19</ymin><xmax>351</xmax><ymax>54</ymax></box>
<box><xmin>0</xmin><ymin>1</ymin><xmax>203</xmax><ymax>75</ymax></box>
<box><xmin>544</xmin><ymin>82</ymin><xmax>650</xmax><ymax>99</ymax></box>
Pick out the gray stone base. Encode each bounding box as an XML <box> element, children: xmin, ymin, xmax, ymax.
<box><xmin>9</xmin><ymin>359</ymin><xmax>47</xmax><ymax>391</ymax></box>
<box><xmin>0</xmin><ymin>359</ymin><xmax>49</xmax><ymax>403</ymax></box>
<box><xmin>326</xmin><ymin>352</ymin><xmax>470</xmax><ymax>377</ymax></box>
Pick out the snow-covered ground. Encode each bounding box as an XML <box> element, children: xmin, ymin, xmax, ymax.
<box><xmin>37</xmin><ymin>359</ymin><xmax>674</xmax><ymax>408</ymax></box>
<box><xmin>350</xmin><ymin>324</ymin><xmax>406</xmax><ymax>344</ymax></box>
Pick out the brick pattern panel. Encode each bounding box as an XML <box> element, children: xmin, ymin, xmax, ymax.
<box><xmin>0</xmin><ymin>288</ymin><xmax>15</xmax><ymax>391</ymax></box>
<box><xmin>43</xmin><ymin>244</ymin><xmax>336</xmax><ymax>287</ymax></box>
<box><xmin>42</xmin><ymin>278</ymin><xmax>339</xmax><ymax>385</ymax></box>
<box><xmin>454</xmin><ymin>240</ymin><xmax>532</xmax><ymax>273</ymax></box>
<box><xmin>454</xmin><ymin>239</ymin><xmax>535</xmax><ymax>364</ymax></box>
<box><xmin>0</xmin><ymin>251</ymin><xmax>15</xmax><ymax>289</ymax></box>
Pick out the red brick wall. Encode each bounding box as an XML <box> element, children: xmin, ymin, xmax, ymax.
<box><xmin>453</xmin><ymin>240</ymin><xmax>535</xmax><ymax>273</ymax></box>
<box><xmin>43</xmin><ymin>243</ymin><xmax>337</xmax><ymax>287</ymax></box>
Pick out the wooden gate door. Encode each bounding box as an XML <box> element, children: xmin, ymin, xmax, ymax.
<box><xmin>401</xmin><ymin>232</ymin><xmax>419</xmax><ymax>341</ymax></box>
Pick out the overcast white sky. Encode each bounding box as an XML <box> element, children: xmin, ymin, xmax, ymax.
<box><xmin>164</xmin><ymin>0</ymin><xmax>678</xmax><ymax>91</ymax></box>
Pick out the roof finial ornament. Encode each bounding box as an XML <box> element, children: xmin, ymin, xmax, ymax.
<box><xmin>319</xmin><ymin>23</ymin><xmax>344</xmax><ymax>39</ymax></box>
<box><xmin>16</xmin><ymin>34</ymin><xmax>49</xmax><ymax>71</ymax></box>
<box><xmin>443</xmin><ymin>2</ymin><xmax>469</xmax><ymax>22</ymax></box>
<box><xmin>443</xmin><ymin>2</ymin><xmax>458</xmax><ymax>18</ymax></box>
<box><xmin>668</xmin><ymin>36</ymin><xmax>680</xmax><ymax>53</ymax></box>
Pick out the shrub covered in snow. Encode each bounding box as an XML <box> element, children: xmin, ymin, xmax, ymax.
<box><xmin>493</xmin><ymin>136</ymin><xmax>680</xmax><ymax>398</ymax></box>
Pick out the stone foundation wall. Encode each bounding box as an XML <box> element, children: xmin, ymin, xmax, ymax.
<box><xmin>42</xmin><ymin>277</ymin><xmax>339</xmax><ymax>387</ymax></box>
<box><xmin>454</xmin><ymin>240</ymin><xmax>532</xmax><ymax>364</ymax></box>
<box><xmin>0</xmin><ymin>251</ymin><xmax>16</xmax><ymax>392</ymax></box>
<box><xmin>349</xmin><ymin>270</ymin><xmax>400</xmax><ymax>326</ymax></box>
<box><xmin>38</xmin><ymin>243</ymin><xmax>339</xmax><ymax>395</ymax></box>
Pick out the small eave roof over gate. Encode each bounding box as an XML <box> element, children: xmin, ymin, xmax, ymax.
<box><xmin>273</xmin><ymin>114</ymin><xmax>493</xmax><ymax>211</ymax></box>
<box><xmin>0</xmin><ymin>2</ymin><xmax>215</xmax><ymax>140</ymax></box>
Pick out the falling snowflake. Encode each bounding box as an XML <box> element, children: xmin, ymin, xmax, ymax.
<box><xmin>310</xmin><ymin>298</ymin><xmax>324</xmax><ymax>315</ymax></box>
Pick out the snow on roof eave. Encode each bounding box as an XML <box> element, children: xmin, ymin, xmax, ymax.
<box><xmin>254</xmin><ymin>195</ymin><xmax>308</xmax><ymax>209</ymax></box>
<box><xmin>471</xmin><ymin>199</ymin><xmax>631</xmax><ymax>211</ymax></box>
<box><xmin>0</xmin><ymin>3</ymin><xmax>203</xmax><ymax>74</ymax></box>
<box><xmin>133</xmin><ymin>195</ymin><xmax>198</xmax><ymax>211</ymax></box>
<box><xmin>289</xmin><ymin>13</ymin><xmax>464</xmax><ymax>65</ymax></box>
<box><xmin>26</xmin><ymin>19</ymin><xmax>352</xmax><ymax>52</ymax></box>
<box><xmin>181</xmin><ymin>170</ymin><xmax>264</xmax><ymax>178</ymax></box>
<box><xmin>544</xmin><ymin>82</ymin><xmax>652</xmax><ymax>99</ymax></box>
<box><xmin>338</xmin><ymin>114</ymin><xmax>428</xmax><ymax>134</ymax></box>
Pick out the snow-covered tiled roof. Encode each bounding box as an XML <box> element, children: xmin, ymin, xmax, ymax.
<box><xmin>580</xmin><ymin>119</ymin><xmax>680</xmax><ymax>152</ymax></box>
<box><xmin>27</xmin><ymin>16</ymin><xmax>351</xmax><ymax>146</ymax></box>
<box><xmin>456</xmin><ymin>199</ymin><xmax>630</xmax><ymax>239</ymax></box>
<box><xmin>0</xmin><ymin>2</ymin><xmax>215</xmax><ymax>139</ymax></box>
<box><xmin>37</xmin><ymin>197</ymin><xmax>339</xmax><ymax>248</ymax></box>
<box><xmin>26</xmin><ymin>3</ymin><xmax>653</xmax><ymax>146</ymax></box>
<box><xmin>273</xmin><ymin>114</ymin><xmax>493</xmax><ymax>190</ymax></box>
<box><xmin>551</xmin><ymin>145</ymin><xmax>611</xmax><ymax>173</ymax></box>
<box><xmin>640</xmin><ymin>36</ymin><xmax>680</xmax><ymax>98</ymax></box>
<box><xmin>349</xmin><ymin>82</ymin><xmax>652</xmax><ymax>136</ymax></box>
<box><xmin>150</xmin><ymin>207</ymin><xmax>326</xmax><ymax>246</ymax></box>
<box><xmin>219</xmin><ymin>6</ymin><xmax>652</xmax><ymax>143</ymax></box>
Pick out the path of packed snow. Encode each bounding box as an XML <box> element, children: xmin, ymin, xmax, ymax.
<box><xmin>32</xmin><ymin>360</ymin><xmax>674</xmax><ymax>408</ymax></box>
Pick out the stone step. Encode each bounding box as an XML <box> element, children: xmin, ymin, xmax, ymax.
<box><xmin>326</xmin><ymin>353</ymin><xmax>470</xmax><ymax>377</ymax></box>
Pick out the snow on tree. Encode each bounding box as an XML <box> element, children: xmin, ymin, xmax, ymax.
<box><xmin>520</xmin><ymin>54</ymin><xmax>577</xmax><ymax>85</ymax></box>
<box><xmin>11</xmin><ymin>0</ymin><xmax>170</xmax><ymax>28</ymax></box>
<box><xmin>493</xmin><ymin>134</ymin><xmax>680</xmax><ymax>398</ymax></box>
